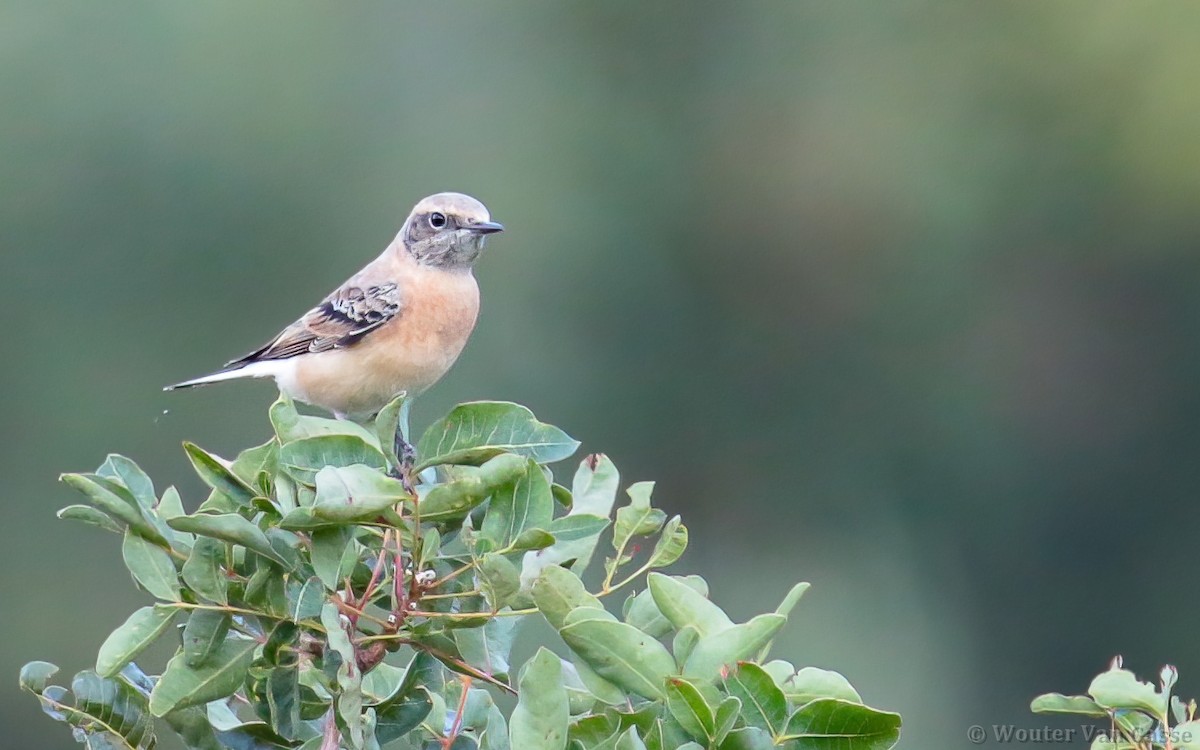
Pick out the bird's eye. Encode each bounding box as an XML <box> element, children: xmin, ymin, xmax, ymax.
<box><xmin>429</xmin><ymin>212</ymin><xmax>447</xmax><ymax>229</ymax></box>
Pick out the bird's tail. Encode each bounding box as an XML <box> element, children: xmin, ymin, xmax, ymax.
<box><xmin>164</xmin><ymin>361</ymin><xmax>278</xmax><ymax>391</ymax></box>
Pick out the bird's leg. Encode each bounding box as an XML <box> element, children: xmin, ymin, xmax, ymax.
<box><xmin>393</xmin><ymin>399</ymin><xmax>417</xmax><ymax>494</ymax></box>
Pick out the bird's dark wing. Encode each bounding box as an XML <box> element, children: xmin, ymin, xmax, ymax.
<box><xmin>226</xmin><ymin>282</ymin><xmax>403</xmax><ymax>366</ymax></box>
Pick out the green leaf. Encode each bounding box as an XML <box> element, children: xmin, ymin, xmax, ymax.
<box><xmin>417</xmin><ymin>401</ymin><xmax>579</xmax><ymax>471</ymax></box>
<box><xmin>552</xmin><ymin>483</ymin><xmax>573</xmax><ymax>510</ymax></box>
<box><xmin>563</xmin><ymin>605</ymin><xmax>618</xmax><ymax>627</ymax></box>
<box><xmin>1171</xmin><ymin>720</ymin><xmax>1200</xmax><ymax>750</ymax></box>
<box><xmin>20</xmin><ymin>661</ymin><xmax>59</xmax><ymax>693</ymax></box>
<box><xmin>1030</xmin><ymin>693</ymin><xmax>1108</xmax><ymax>717</ymax></box>
<box><xmin>624</xmin><ymin>576</ymin><xmax>708</xmax><ymax>638</ymax></box>
<box><xmin>571</xmin><ymin>454</ymin><xmax>620</xmax><ymax>516</ymax></box>
<box><xmin>420</xmin><ymin>453</ymin><xmax>530</xmax><ymax>522</ymax></box>
<box><xmin>753</xmin><ymin>583</ymin><xmax>810</xmax><ymax>663</ymax></box>
<box><xmin>161</xmin><ymin>706</ymin><xmax>223</xmax><ymax>750</ymax></box>
<box><xmin>310</xmin><ymin>526</ymin><xmax>357</xmax><ymax>590</ymax></box>
<box><xmin>73</xmin><ymin>670</ymin><xmax>156</xmax><ymax>747</ymax></box>
<box><xmin>569</xmin><ymin>714</ymin><xmax>619</xmax><ymax>748</ymax></box>
<box><xmin>511</xmin><ymin>528</ymin><xmax>556</xmax><ymax>552</ymax></box>
<box><xmin>724</xmin><ymin>662</ymin><xmax>787</xmax><ymax>735</ymax></box>
<box><xmin>96</xmin><ymin>605</ymin><xmax>177</xmax><ymax>678</ymax></box>
<box><xmin>180</xmin><ymin>537</ymin><xmax>228</xmax><ymax>604</ymax></box>
<box><xmin>774</xmin><ymin>582</ymin><xmax>811</xmax><ymax>618</ymax></box>
<box><xmin>510</xmin><ymin>647</ymin><xmax>569</xmax><ymax>750</ymax></box>
<box><xmin>122</xmin><ymin>529</ymin><xmax>181</xmax><ymax>601</ymax></box>
<box><xmin>762</xmin><ymin>660</ymin><xmax>795</xmax><ymax>687</ymax></box>
<box><xmin>672</xmin><ymin>626</ymin><xmax>700</xmax><ymax>669</ymax></box>
<box><xmin>719</xmin><ymin>727</ymin><xmax>776</xmax><ymax>750</ymax></box>
<box><xmin>646</xmin><ymin>516</ymin><xmax>687</xmax><ymax>569</ymax></box>
<box><xmin>604</xmin><ymin>483</ymin><xmax>664</xmax><ymax>584</ymax></box>
<box><xmin>785</xmin><ymin>668</ymin><xmax>862</xmax><ymax>705</ymax></box>
<box><xmin>150</xmin><ymin>637</ymin><xmax>258</xmax><ymax>716</ymax></box>
<box><xmin>279</xmin><ymin>435</ymin><xmax>388</xmax><ymax>484</ymax></box>
<box><xmin>478</xmin><ymin>552</ymin><xmax>521</xmax><ymax>610</ymax></box>
<box><xmin>271</xmin><ymin>393</ymin><xmax>381</xmax><ymax>445</ymax></box>
<box><xmin>230</xmin><ymin>439</ymin><xmax>279</xmax><ymax>489</ymax></box>
<box><xmin>373</xmin><ymin>393</ymin><xmax>408</xmax><ymax>466</ymax></box>
<box><xmin>266</xmin><ymin>665</ymin><xmax>303</xmax><ymax>740</ymax></box>
<box><xmin>1173</xmin><ymin>695</ymin><xmax>1191</xmax><ymax>726</ymax></box>
<box><xmin>481</xmin><ymin>703</ymin><xmax>512</xmax><ymax>750</ymax></box>
<box><xmin>532</xmin><ymin>565</ymin><xmax>604</xmax><ymax>630</ymax></box>
<box><xmin>647</xmin><ymin>572</ymin><xmax>733</xmax><ymax>637</ymax></box>
<box><xmin>57</xmin><ymin>504</ymin><xmax>123</xmax><ymax>533</ymax></box>
<box><xmin>291</xmin><ymin>576</ymin><xmax>327</xmax><ymax>621</ymax></box>
<box><xmin>182</xmin><ymin>609</ymin><xmax>231</xmax><ymax>668</ymax></box>
<box><xmin>98</xmin><ymin>454</ymin><xmax>156</xmax><ymax>509</ymax></box>
<box><xmin>613</xmin><ymin>482</ymin><xmax>666</xmax><ymax>546</ymax></box>
<box><xmin>561</xmin><ymin>662</ymin><xmax>600</xmax><ymax>715</ymax></box>
<box><xmin>559</xmin><ymin>618</ymin><xmax>677</xmax><ymax>700</ymax></box>
<box><xmin>549</xmin><ymin>514</ymin><xmax>610</xmax><ymax>543</ymax></box>
<box><xmin>321</xmin><ymin>603</ymin><xmax>365</xmax><ymax>748</ymax></box>
<box><xmin>481</xmin><ymin>459</ymin><xmax>554</xmax><ymax>549</ymax></box>
<box><xmin>61</xmin><ymin>472</ymin><xmax>168</xmax><ymax>545</ymax></box>
<box><xmin>308</xmin><ymin>464</ymin><xmax>408</xmax><ymax>521</ymax></box>
<box><xmin>184</xmin><ymin>442</ymin><xmax>257</xmax><ymax>507</ymax></box>
<box><xmin>375</xmin><ymin>689</ymin><xmax>434</xmax><ymax>745</ymax></box>
<box><xmin>262</xmin><ymin>621</ymin><xmax>299</xmax><ymax>667</ymax></box>
<box><xmin>455</xmin><ymin>617</ymin><xmax>521</xmax><ymax>681</ymax></box>
<box><xmin>778</xmin><ymin>699</ymin><xmax>901</xmax><ymax>750</ymax></box>
<box><xmin>374</xmin><ymin>652</ymin><xmax>438</xmax><ymax>744</ymax></box>
<box><xmin>266</xmin><ymin>527</ymin><xmax>302</xmax><ymax>569</ymax></box>
<box><xmin>23</xmin><ymin>667</ymin><xmax>158</xmax><ymax>749</ymax></box>
<box><xmin>713</xmin><ymin>697</ymin><xmax>741</xmax><ymax>746</ymax></box>
<box><xmin>204</xmin><ymin>700</ymin><xmax>297</xmax><ymax>747</ymax></box>
<box><xmin>570</xmin><ymin>652</ymin><xmax>626</xmax><ymax>706</ymax></box>
<box><xmin>1089</xmin><ymin>666</ymin><xmax>1169</xmax><ymax>718</ymax></box>
<box><xmin>168</xmin><ymin>513</ymin><xmax>290</xmax><ymax>567</ymax></box>
<box><xmin>519</xmin><ymin>514</ymin><xmax>612</xmax><ymax>589</ymax></box>
<box><xmin>158</xmin><ymin>486</ymin><xmax>187</xmax><ymax>520</ymax></box>
<box><xmin>195</xmin><ymin>489</ymin><xmax>238</xmax><ymax>514</ymax></box>
<box><xmin>244</xmin><ymin>563</ymin><xmax>289</xmax><ymax>617</ymax></box>
<box><xmin>615</xmin><ymin>726</ymin><xmax>649</xmax><ymax>750</ymax></box>
<box><xmin>665</xmin><ymin>677</ymin><xmax>715</xmax><ymax>741</ymax></box>
<box><xmin>683</xmin><ymin>614</ymin><xmax>787</xmax><ymax>680</ymax></box>
<box><xmin>361</xmin><ymin>662</ymin><xmax>407</xmax><ymax>704</ymax></box>
<box><xmin>418</xmin><ymin>484</ymin><xmax>486</xmax><ymax>525</ymax></box>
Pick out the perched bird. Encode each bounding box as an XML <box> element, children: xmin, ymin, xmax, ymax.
<box><xmin>167</xmin><ymin>192</ymin><xmax>502</xmax><ymax>438</ymax></box>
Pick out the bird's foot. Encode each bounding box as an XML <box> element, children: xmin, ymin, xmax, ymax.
<box><xmin>391</xmin><ymin>431</ymin><xmax>418</xmax><ymax>496</ymax></box>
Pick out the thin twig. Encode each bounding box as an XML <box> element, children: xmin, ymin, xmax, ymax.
<box><xmin>359</xmin><ymin>529</ymin><xmax>393</xmax><ymax>610</ymax></box>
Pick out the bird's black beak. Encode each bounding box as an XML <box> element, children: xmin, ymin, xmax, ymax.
<box><xmin>466</xmin><ymin>220</ymin><xmax>504</xmax><ymax>235</ymax></box>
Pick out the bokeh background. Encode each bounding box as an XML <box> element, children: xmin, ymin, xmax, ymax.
<box><xmin>5</xmin><ymin>2</ymin><xmax>1200</xmax><ymax>748</ymax></box>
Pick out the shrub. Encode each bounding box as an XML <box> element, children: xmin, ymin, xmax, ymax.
<box><xmin>19</xmin><ymin>396</ymin><xmax>901</xmax><ymax>750</ymax></box>
<box><xmin>1032</xmin><ymin>657</ymin><xmax>1196</xmax><ymax>749</ymax></box>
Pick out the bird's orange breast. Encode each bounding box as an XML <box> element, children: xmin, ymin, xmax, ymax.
<box><xmin>289</xmin><ymin>266</ymin><xmax>480</xmax><ymax>417</ymax></box>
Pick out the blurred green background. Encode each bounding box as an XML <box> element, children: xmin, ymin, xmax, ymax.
<box><xmin>5</xmin><ymin>2</ymin><xmax>1200</xmax><ymax>748</ymax></box>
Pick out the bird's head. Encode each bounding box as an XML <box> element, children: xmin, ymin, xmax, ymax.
<box><xmin>400</xmin><ymin>192</ymin><xmax>503</xmax><ymax>268</ymax></box>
